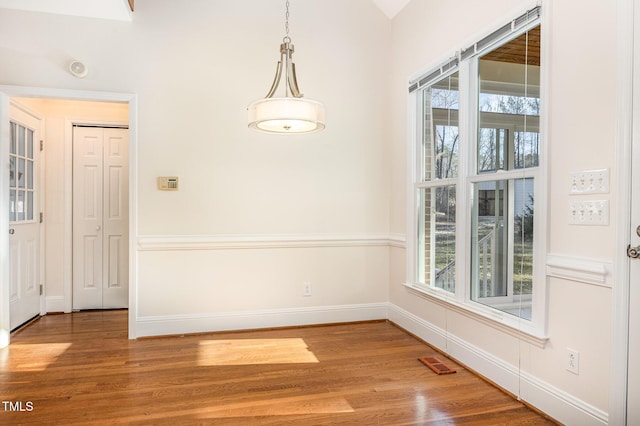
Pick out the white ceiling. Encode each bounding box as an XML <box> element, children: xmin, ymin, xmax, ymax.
<box><xmin>0</xmin><ymin>0</ymin><xmax>410</xmax><ymax>21</ymax></box>
<box><xmin>371</xmin><ymin>0</ymin><xmax>411</xmax><ymax>19</ymax></box>
<box><xmin>0</xmin><ymin>0</ymin><xmax>133</xmax><ymax>21</ymax></box>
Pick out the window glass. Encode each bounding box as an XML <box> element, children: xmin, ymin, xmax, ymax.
<box><xmin>10</xmin><ymin>190</ymin><xmax>16</xmax><ymax>222</ymax></box>
<box><xmin>18</xmin><ymin>158</ymin><xmax>25</xmax><ymax>188</ymax></box>
<box><xmin>424</xmin><ymin>73</ymin><xmax>459</xmax><ymax>181</ymax></box>
<box><xmin>418</xmin><ymin>71</ymin><xmax>459</xmax><ymax>293</ymax></box>
<box><xmin>17</xmin><ymin>190</ymin><xmax>25</xmax><ymax>221</ymax></box>
<box><xmin>471</xmin><ymin>179</ymin><xmax>534</xmax><ymax>319</ymax></box>
<box><xmin>27</xmin><ymin>129</ymin><xmax>34</xmax><ymax>159</ymax></box>
<box><xmin>18</xmin><ymin>125</ymin><xmax>25</xmax><ymax>157</ymax></box>
<box><xmin>10</xmin><ymin>122</ymin><xmax>16</xmax><ymax>155</ymax></box>
<box><xmin>478</xmin><ymin>26</ymin><xmax>540</xmax><ymax>174</ymax></box>
<box><xmin>418</xmin><ymin>186</ymin><xmax>456</xmax><ymax>292</ymax></box>
<box><xmin>9</xmin><ymin>121</ymin><xmax>36</xmax><ymax>224</ymax></box>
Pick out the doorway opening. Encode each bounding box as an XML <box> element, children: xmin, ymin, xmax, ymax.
<box><xmin>0</xmin><ymin>87</ymin><xmax>137</xmax><ymax>348</ymax></box>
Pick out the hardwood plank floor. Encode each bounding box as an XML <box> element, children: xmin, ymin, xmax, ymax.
<box><xmin>0</xmin><ymin>311</ymin><xmax>557</xmax><ymax>425</ymax></box>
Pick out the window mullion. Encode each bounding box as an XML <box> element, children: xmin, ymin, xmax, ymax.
<box><xmin>416</xmin><ymin>179</ymin><xmax>458</xmax><ymax>190</ymax></box>
<box><xmin>469</xmin><ymin>168</ymin><xmax>539</xmax><ymax>183</ymax></box>
<box><xmin>455</xmin><ymin>59</ymin><xmax>472</xmax><ymax>303</ymax></box>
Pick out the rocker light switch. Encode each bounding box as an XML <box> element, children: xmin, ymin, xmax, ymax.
<box><xmin>157</xmin><ymin>176</ymin><xmax>179</xmax><ymax>191</ymax></box>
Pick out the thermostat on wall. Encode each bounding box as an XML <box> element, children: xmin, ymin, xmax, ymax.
<box><xmin>158</xmin><ymin>176</ymin><xmax>179</xmax><ymax>191</ymax></box>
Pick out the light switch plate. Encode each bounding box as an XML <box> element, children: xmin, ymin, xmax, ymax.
<box><xmin>568</xmin><ymin>200</ymin><xmax>609</xmax><ymax>225</ymax></box>
<box><xmin>569</xmin><ymin>169</ymin><xmax>609</xmax><ymax>194</ymax></box>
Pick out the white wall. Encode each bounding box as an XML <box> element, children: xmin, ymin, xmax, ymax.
<box><xmin>389</xmin><ymin>0</ymin><xmax>616</xmax><ymax>423</ymax></box>
<box><xmin>0</xmin><ymin>1</ymin><xmax>392</xmax><ymax>332</ymax></box>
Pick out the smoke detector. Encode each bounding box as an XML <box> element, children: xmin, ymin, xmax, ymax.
<box><xmin>69</xmin><ymin>61</ymin><xmax>88</xmax><ymax>78</ymax></box>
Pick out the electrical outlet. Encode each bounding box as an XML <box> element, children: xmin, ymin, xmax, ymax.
<box><xmin>569</xmin><ymin>169</ymin><xmax>609</xmax><ymax>194</ymax></box>
<box><xmin>566</xmin><ymin>349</ymin><xmax>580</xmax><ymax>375</ymax></box>
<box><xmin>303</xmin><ymin>282</ymin><xmax>312</xmax><ymax>297</ymax></box>
<box><xmin>568</xmin><ymin>200</ymin><xmax>609</xmax><ymax>225</ymax></box>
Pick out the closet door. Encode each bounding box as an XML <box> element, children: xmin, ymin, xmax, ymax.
<box><xmin>72</xmin><ymin>127</ymin><xmax>128</xmax><ymax>310</ymax></box>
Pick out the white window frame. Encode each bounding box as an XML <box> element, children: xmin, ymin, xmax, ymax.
<box><xmin>404</xmin><ymin>6</ymin><xmax>548</xmax><ymax>346</ymax></box>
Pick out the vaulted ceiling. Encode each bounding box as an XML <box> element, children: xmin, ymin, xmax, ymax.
<box><xmin>0</xmin><ymin>0</ymin><xmax>410</xmax><ymax>21</ymax></box>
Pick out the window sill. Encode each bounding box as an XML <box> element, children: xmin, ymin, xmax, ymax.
<box><xmin>402</xmin><ymin>282</ymin><xmax>549</xmax><ymax>349</ymax></box>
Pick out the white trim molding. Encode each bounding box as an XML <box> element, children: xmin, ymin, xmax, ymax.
<box><xmin>610</xmin><ymin>0</ymin><xmax>634</xmax><ymax>423</ymax></box>
<box><xmin>45</xmin><ymin>296</ymin><xmax>66</xmax><ymax>313</ymax></box>
<box><xmin>389</xmin><ymin>303</ymin><xmax>608</xmax><ymax>425</ymax></box>
<box><xmin>546</xmin><ymin>254</ymin><xmax>612</xmax><ymax>288</ymax></box>
<box><xmin>401</xmin><ymin>283</ymin><xmax>549</xmax><ymax>348</ymax></box>
<box><xmin>388</xmin><ymin>233</ymin><xmax>407</xmax><ymax>248</ymax></box>
<box><xmin>135</xmin><ymin>303</ymin><xmax>389</xmax><ymax>338</ymax></box>
<box><xmin>137</xmin><ymin>233</ymin><xmax>401</xmax><ymax>251</ymax></box>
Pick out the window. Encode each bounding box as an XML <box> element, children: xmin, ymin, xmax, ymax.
<box><xmin>417</xmin><ymin>72</ymin><xmax>459</xmax><ymax>293</ymax></box>
<box><xmin>10</xmin><ymin>121</ymin><xmax>36</xmax><ymax>223</ymax></box>
<box><xmin>471</xmin><ymin>25</ymin><xmax>540</xmax><ymax>319</ymax></box>
<box><xmin>408</xmin><ymin>7</ymin><xmax>544</xmax><ymax>334</ymax></box>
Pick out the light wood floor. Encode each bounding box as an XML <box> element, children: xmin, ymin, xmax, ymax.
<box><xmin>0</xmin><ymin>311</ymin><xmax>557</xmax><ymax>425</ymax></box>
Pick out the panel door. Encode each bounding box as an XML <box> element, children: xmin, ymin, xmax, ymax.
<box><xmin>102</xmin><ymin>128</ymin><xmax>129</xmax><ymax>308</ymax></box>
<box><xmin>72</xmin><ymin>127</ymin><xmax>128</xmax><ymax>310</ymax></box>
<box><xmin>9</xmin><ymin>103</ymin><xmax>41</xmax><ymax>329</ymax></box>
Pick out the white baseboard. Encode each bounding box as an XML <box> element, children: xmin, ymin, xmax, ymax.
<box><xmin>387</xmin><ymin>303</ymin><xmax>447</xmax><ymax>350</ymax></box>
<box><xmin>45</xmin><ymin>296</ymin><xmax>66</xmax><ymax>313</ymax></box>
<box><xmin>519</xmin><ymin>370</ymin><xmax>608</xmax><ymax>425</ymax></box>
<box><xmin>388</xmin><ymin>304</ymin><xmax>607</xmax><ymax>425</ymax></box>
<box><xmin>135</xmin><ymin>302</ymin><xmax>389</xmax><ymax>338</ymax></box>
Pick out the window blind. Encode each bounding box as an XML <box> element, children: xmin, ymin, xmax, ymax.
<box><xmin>409</xmin><ymin>5</ymin><xmax>541</xmax><ymax>94</ymax></box>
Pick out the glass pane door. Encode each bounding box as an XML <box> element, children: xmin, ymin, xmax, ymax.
<box><xmin>10</xmin><ymin>121</ymin><xmax>35</xmax><ymax>223</ymax></box>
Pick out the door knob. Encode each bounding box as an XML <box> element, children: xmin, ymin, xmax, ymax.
<box><xmin>96</xmin><ymin>225</ymin><xmax>101</xmax><ymax>231</ymax></box>
<box><xmin>628</xmin><ymin>244</ymin><xmax>640</xmax><ymax>259</ymax></box>
<box><xmin>8</xmin><ymin>228</ymin><xmax>14</xmax><ymax>235</ymax></box>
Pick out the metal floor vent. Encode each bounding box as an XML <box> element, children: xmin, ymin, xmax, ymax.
<box><xmin>418</xmin><ymin>356</ymin><xmax>457</xmax><ymax>375</ymax></box>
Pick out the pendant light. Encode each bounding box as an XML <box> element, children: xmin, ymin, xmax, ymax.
<box><xmin>247</xmin><ymin>0</ymin><xmax>326</xmax><ymax>134</ymax></box>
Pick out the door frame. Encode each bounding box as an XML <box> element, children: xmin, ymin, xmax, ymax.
<box><xmin>612</xmin><ymin>0</ymin><xmax>634</xmax><ymax>423</ymax></box>
<box><xmin>0</xmin><ymin>86</ymin><xmax>138</xmax><ymax>348</ymax></box>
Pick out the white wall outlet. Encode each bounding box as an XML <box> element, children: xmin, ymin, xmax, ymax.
<box><xmin>568</xmin><ymin>200</ymin><xmax>609</xmax><ymax>225</ymax></box>
<box><xmin>303</xmin><ymin>282</ymin><xmax>312</xmax><ymax>297</ymax></box>
<box><xmin>566</xmin><ymin>348</ymin><xmax>580</xmax><ymax>375</ymax></box>
<box><xmin>569</xmin><ymin>169</ymin><xmax>609</xmax><ymax>194</ymax></box>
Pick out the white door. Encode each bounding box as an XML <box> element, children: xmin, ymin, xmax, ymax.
<box><xmin>9</xmin><ymin>103</ymin><xmax>42</xmax><ymax>330</ymax></box>
<box><xmin>72</xmin><ymin>126</ymin><xmax>129</xmax><ymax>310</ymax></box>
<box><xmin>629</xmin><ymin>4</ymin><xmax>640</xmax><ymax>421</ymax></box>
<box><xmin>629</xmin><ymin>184</ymin><xmax>640</xmax><ymax>421</ymax></box>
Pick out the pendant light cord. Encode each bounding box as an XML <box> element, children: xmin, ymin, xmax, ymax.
<box><xmin>283</xmin><ymin>0</ymin><xmax>291</xmax><ymax>97</ymax></box>
<box><xmin>284</xmin><ymin>0</ymin><xmax>290</xmax><ymax>41</ymax></box>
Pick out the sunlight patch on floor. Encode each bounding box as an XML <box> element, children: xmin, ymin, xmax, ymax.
<box><xmin>1</xmin><ymin>343</ymin><xmax>72</xmax><ymax>371</ymax></box>
<box><xmin>197</xmin><ymin>338</ymin><xmax>319</xmax><ymax>366</ymax></box>
<box><xmin>195</xmin><ymin>394</ymin><xmax>354</xmax><ymax>419</ymax></box>
<box><xmin>123</xmin><ymin>394</ymin><xmax>354</xmax><ymax>422</ymax></box>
